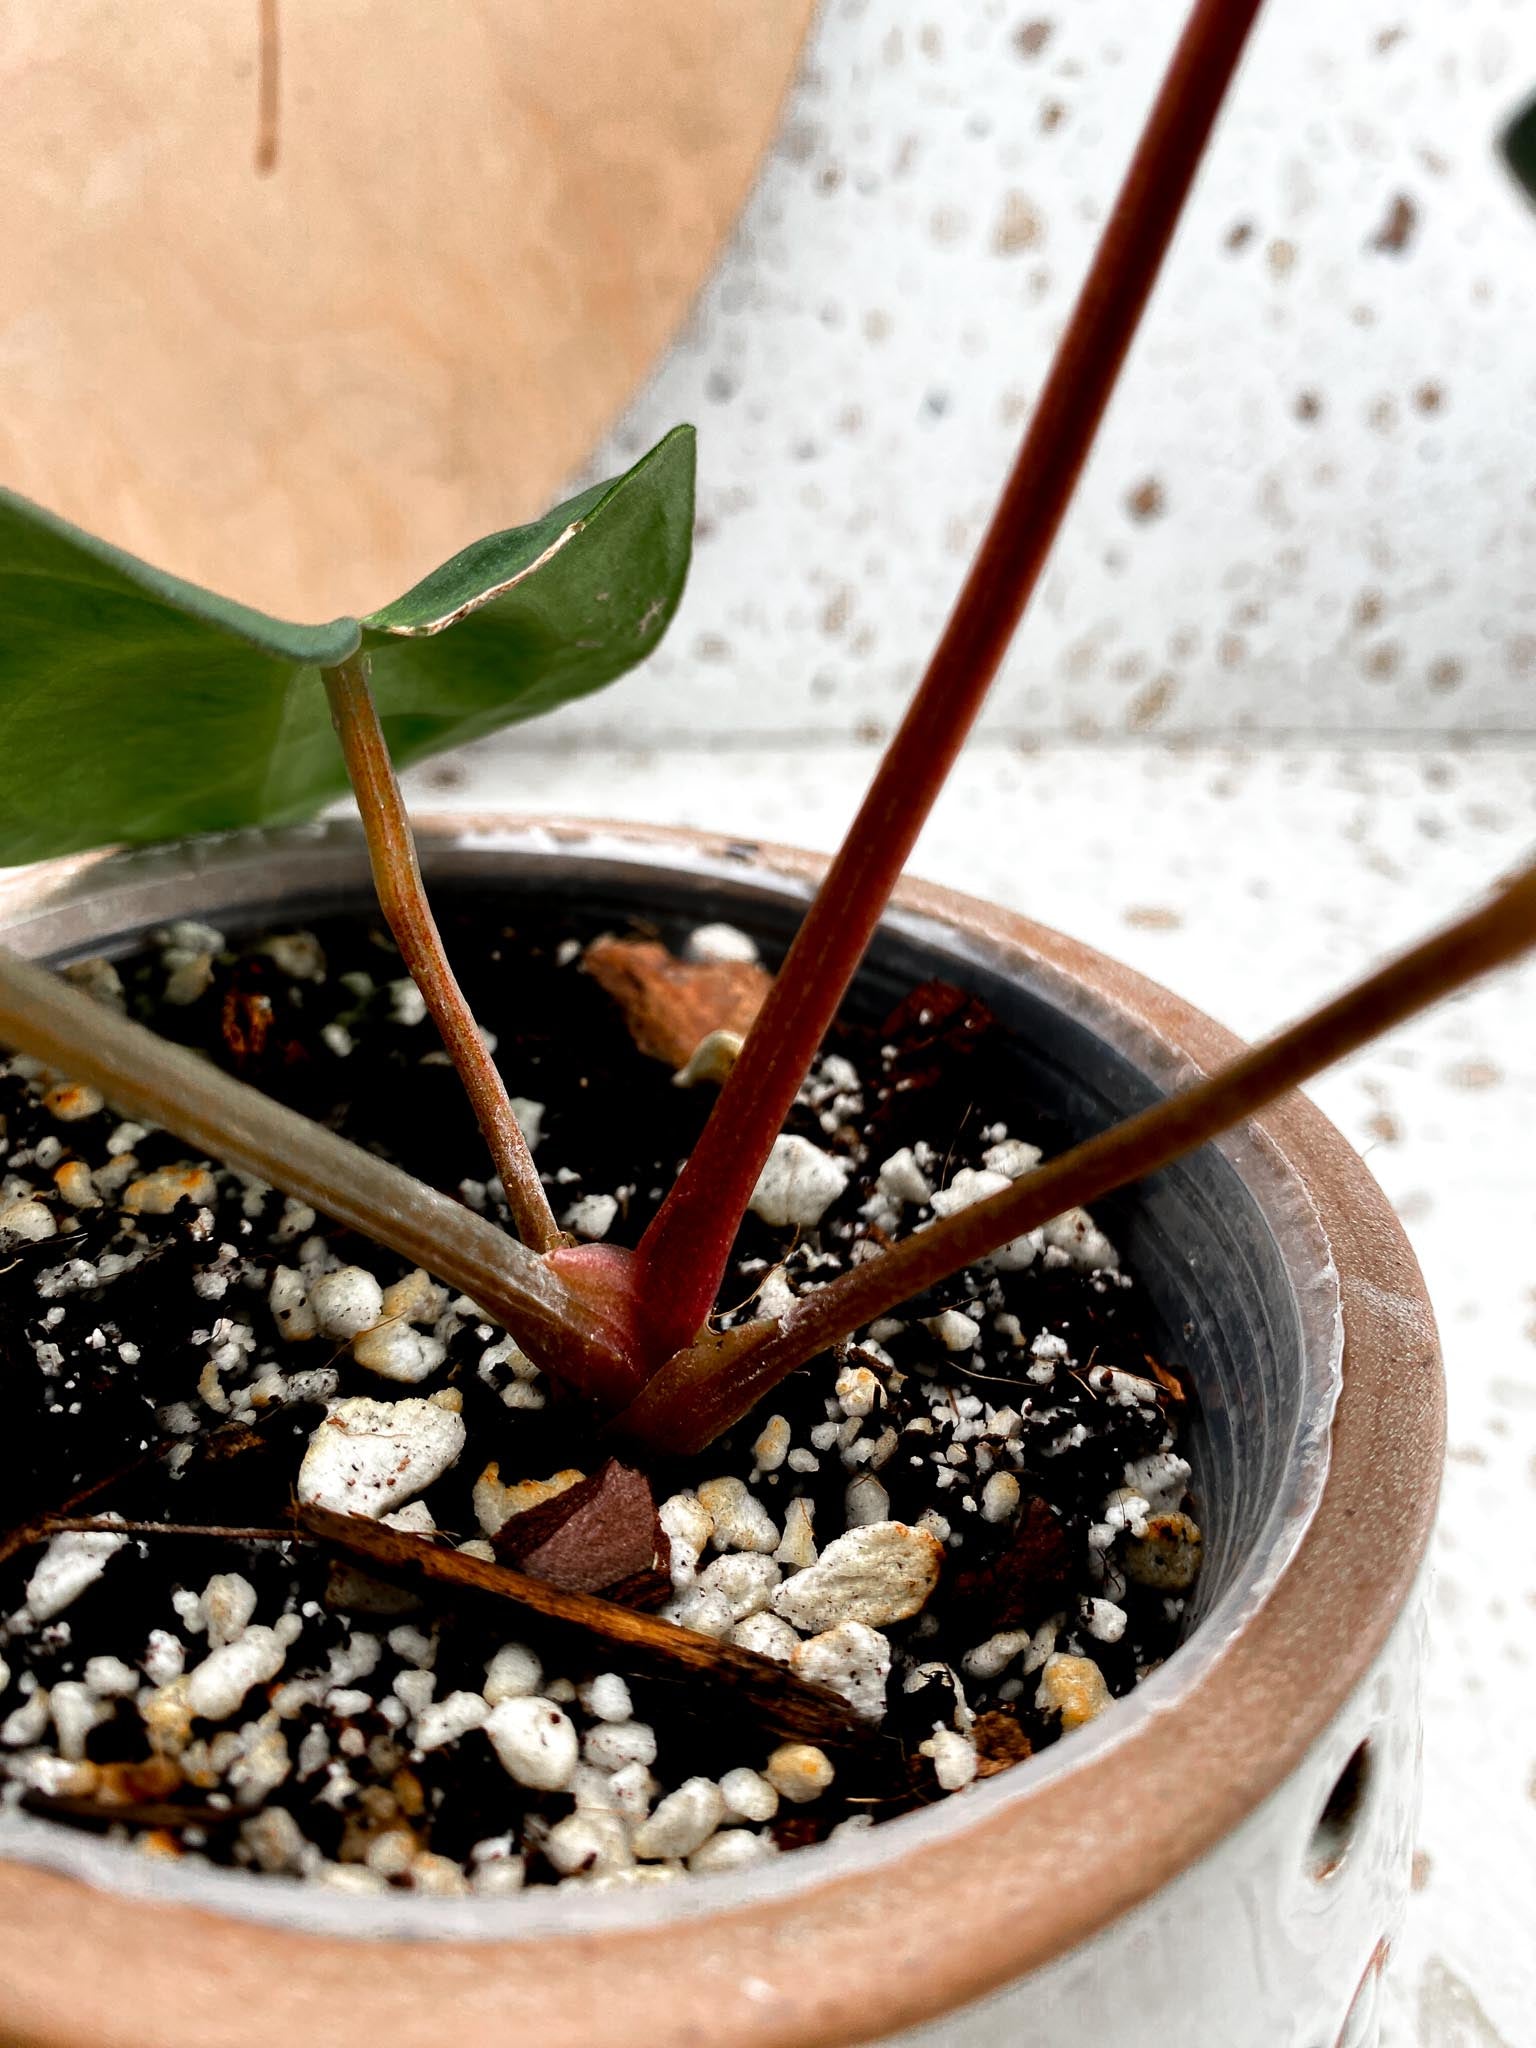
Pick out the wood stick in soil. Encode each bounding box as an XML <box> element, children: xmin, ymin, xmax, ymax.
<box><xmin>38</xmin><ymin>1518</ymin><xmax>300</xmax><ymax>1544</ymax></box>
<box><xmin>300</xmin><ymin>1505</ymin><xmax>876</xmax><ymax>1750</ymax></box>
<box><xmin>0</xmin><ymin>1456</ymin><xmax>155</xmax><ymax>1570</ymax></box>
<box><xmin>630</xmin><ymin>0</ymin><xmax>1271</xmax><ymax>1365</ymax></box>
<box><xmin>19</xmin><ymin>1792</ymin><xmax>238</xmax><ymax>1834</ymax></box>
<box><xmin>0</xmin><ymin>946</ymin><xmax>639</xmax><ymax>1402</ymax></box>
<box><xmin>323</xmin><ymin>653</ymin><xmax>562</xmax><ymax>1255</ymax></box>
<box><xmin>618</xmin><ymin>856</ymin><xmax>1536</xmax><ymax>1454</ymax></box>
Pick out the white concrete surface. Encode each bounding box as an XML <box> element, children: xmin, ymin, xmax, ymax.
<box><xmin>554</xmin><ymin>0</ymin><xmax>1536</xmax><ymax>746</ymax></box>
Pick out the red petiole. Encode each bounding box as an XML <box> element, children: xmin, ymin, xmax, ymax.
<box><xmin>626</xmin><ymin>0</ymin><xmax>1270</xmax><ymax>1370</ymax></box>
<box><xmin>616</xmin><ymin>857</ymin><xmax>1536</xmax><ymax>1451</ymax></box>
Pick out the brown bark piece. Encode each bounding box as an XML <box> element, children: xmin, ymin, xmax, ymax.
<box><xmin>583</xmin><ymin>936</ymin><xmax>770</xmax><ymax>1068</ymax></box>
<box><xmin>301</xmin><ymin>1505</ymin><xmax>875</xmax><ymax>1749</ymax></box>
<box><xmin>971</xmin><ymin>1710</ymin><xmax>1034</xmax><ymax>1779</ymax></box>
<box><xmin>950</xmin><ymin>1496</ymin><xmax>1074</xmax><ymax>1631</ymax></box>
<box><xmin>1143</xmin><ymin>1354</ymin><xmax>1187</xmax><ymax>1403</ymax></box>
<box><xmin>876</xmin><ymin>978</ymin><xmax>996</xmax><ymax>1095</ymax></box>
<box><xmin>492</xmin><ymin>1457</ymin><xmax>665</xmax><ymax>1596</ymax></box>
<box><xmin>21</xmin><ymin>1787</ymin><xmax>234</xmax><ymax>1832</ymax></box>
<box><xmin>221</xmin><ymin>984</ymin><xmax>274</xmax><ymax>1066</ymax></box>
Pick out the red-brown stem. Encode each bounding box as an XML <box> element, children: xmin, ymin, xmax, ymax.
<box><xmin>323</xmin><ymin>655</ymin><xmax>563</xmax><ymax>1254</ymax></box>
<box><xmin>616</xmin><ymin>857</ymin><xmax>1536</xmax><ymax>1454</ymax></box>
<box><xmin>631</xmin><ymin>0</ymin><xmax>1268</xmax><ymax>1365</ymax></box>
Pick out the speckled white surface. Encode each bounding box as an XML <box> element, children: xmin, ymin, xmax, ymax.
<box><xmin>545</xmin><ymin>0</ymin><xmax>1536</xmax><ymax>744</ymax></box>
<box><xmin>404</xmin><ymin>734</ymin><xmax>1535</xmax><ymax>2046</ymax></box>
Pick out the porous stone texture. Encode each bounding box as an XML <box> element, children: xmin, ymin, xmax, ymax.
<box><xmin>540</xmin><ymin>1</ymin><xmax>1536</xmax><ymax>749</ymax></box>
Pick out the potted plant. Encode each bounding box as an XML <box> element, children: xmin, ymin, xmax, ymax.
<box><xmin>0</xmin><ymin>1</ymin><xmax>1527</xmax><ymax>2041</ymax></box>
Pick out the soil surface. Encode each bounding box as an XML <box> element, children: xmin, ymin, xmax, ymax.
<box><xmin>0</xmin><ymin>899</ymin><xmax>1202</xmax><ymax>1895</ymax></box>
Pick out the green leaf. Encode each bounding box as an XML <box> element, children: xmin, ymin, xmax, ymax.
<box><xmin>0</xmin><ymin>425</ymin><xmax>695</xmax><ymax>866</ymax></box>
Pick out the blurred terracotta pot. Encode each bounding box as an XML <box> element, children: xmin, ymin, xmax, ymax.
<box><xmin>0</xmin><ymin>819</ymin><xmax>1443</xmax><ymax>2048</ymax></box>
<box><xmin>0</xmin><ymin>1</ymin><xmax>813</xmax><ymax>619</ymax></box>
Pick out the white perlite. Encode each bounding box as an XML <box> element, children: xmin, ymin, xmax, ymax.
<box><xmin>1124</xmin><ymin>1451</ymin><xmax>1192</xmax><ymax>1511</ymax></box>
<box><xmin>980</xmin><ymin>1472</ymin><xmax>1021</xmax><ymax>1524</ymax></box>
<box><xmin>83</xmin><ymin>1655</ymin><xmax>138</xmax><ymax>1698</ymax></box>
<box><xmin>1082</xmin><ymin>1598</ymin><xmax>1128</xmax><ymax>1645</ymax></box>
<box><xmin>563</xmin><ymin>1193</ymin><xmax>618</xmax><ymax>1241</ymax></box>
<box><xmin>774</xmin><ymin>1496</ymin><xmax>818</xmax><ymax>1569</ymax></box>
<box><xmin>186</xmin><ymin>1622</ymin><xmax>298</xmax><ymax>1721</ymax></box>
<box><xmin>297</xmin><ymin>1397</ymin><xmax>466</xmax><ymax>1517</ymax></box>
<box><xmin>925</xmin><ymin>1166</ymin><xmax>1041</xmax><ymax>1270</ymax></box>
<box><xmin>688</xmin><ymin>1830</ymin><xmax>776</xmax><ymax>1873</ymax></box>
<box><xmin>1041</xmin><ymin>1208</ymin><xmax>1119</xmax><ymax>1272</ymax></box>
<box><xmin>484</xmin><ymin>1697</ymin><xmax>579</xmax><ymax>1791</ymax></box>
<box><xmin>579</xmin><ymin>1673</ymin><xmax>633</xmax><ymax>1723</ymax></box>
<box><xmin>682</xmin><ymin>922</ymin><xmax>760</xmax><ymax>966</ymax></box>
<box><xmin>0</xmin><ymin>1199</ymin><xmax>57</xmax><ymax>1245</ymax></box>
<box><xmin>876</xmin><ymin>1147</ymin><xmax>932</xmax><ymax>1207</ymax></box>
<box><xmin>201</xmin><ymin>1573</ymin><xmax>259</xmax><ymax>1648</ymax></box>
<box><xmin>790</xmin><ymin>1622</ymin><xmax>891</xmax><ymax>1722</ymax></box>
<box><xmin>545</xmin><ymin>1811</ymin><xmax>633</xmax><ymax>1877</ymax></box>
<box><xmin>661</xmin><ymin>1585</ymin><xmax>734</xmax><ymax>1639</ymax></box>
<box><xmin>694</xmin><ymin>1554</ymin><xmax>781</xmax><ymax>1622</ymax></box>
<box><xmin>843</xmin><ymin>1475</ymin><xmax>890</xmax><ymax>1528</ymax></box>
<box><xmin>752</xmin><ymin>1413</ymin><xmax>791</xmax><ymax>1472</ymax></box>
<box><xmin>834</xmin><ymin>1365</ymin><xmax>881</xmax><ymax>1417</ymax></box>
<box><xmin>728</xmin><ymin>1613</ymin><xmax>800</xmax><ymax>1663</ymax></box>
<box><xmin>658</xmin><ymin>1493</ymin><xmax>714</xmax><ymax>1587</ymax></box>
<box><xmin>719</xmin><ymin>1767</ymin><xmax>779</xmax><ymax>1823</ymax></box>
<box><xmin>50</xmin><ymin>1682</ymin><xmax>112</xmax><ymax>1760</ymax></box>
<box><xmin>696</xmin><ymin>1476</ymin><xmax>779</xmax><ymax>1555</ymax></box>
<box><xmin>415</xmin><ymin>1691</ymin><xmax>491</xmax><ymax>1752</ymax></box>
<box><xmin>483</xmin><ymin>1644</ymin><xmax>543</xmax><ymax>1703</ymax></box>
<box><xmin>920</xmin><ymin>1728</ymin><xmax>979</xmax><ymax>1792</ymax></box>
<box><xmin>269</xmin><ymin>1267</ymin><xmax>318</xmax><ymax>1341</ymax></box>
<box><xmin>353</xmin><ymin>1321</ymin><xmax>447</xmax><ymax>1384</ymax></box>
<box><xmin>924</xmin><ymin>1308</ymin><xmax>980</xmax><ymax>1352</ymax></box>
<box><xmin>632</xmin><ymin>1777</ymin><xmax>725</xmax><ymax>1860</ymax></box>
<box><xmin>771</xmin><ymin>1521</ymin><xmax>943</xmax><ymax>1632</ymax></box>
<box><xmin>982</xmin><ymin>1137</ymin><xmax>1043</xmax><ymax>1180</ymax></box>
<box><xmin>672</xmin><ymin>1030</ymin><xmax>744</xmax><ymax>1089</ymax></box>
<box><xmin>308</xmin><ymin>1267</ymin><xmax>385</xmax><ymax>1340</ymax></box>
<box><xmin>929</xmin><ymin>1167</ymin><xmax>1011</xmax><ymax>1219</ymax></box>
<box><xmin>23</xmin><ymin>1525</ymin><xmax>127</xmax><ymax>1624</ymax></box>
<box><xmin>581</xmin><ymin>1720</ymin><xmax>658</xmax><ymax>1773</ymax></box>
<box><xmin>748</xmin><ymin>1135</ymin><xmax>849</xmax><ymax>1228</ymax></box>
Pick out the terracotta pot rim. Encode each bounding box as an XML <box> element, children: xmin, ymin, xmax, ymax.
<box><xmin>0</xmin><ymin>816</ymin><xmax>1445</xmax><ymax>2048</ymax></box>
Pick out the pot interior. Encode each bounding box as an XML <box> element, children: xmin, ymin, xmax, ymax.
<box><xmin>0</xmin><ymin>823</ymin><xmax>1341</xmax><ymax>1934</ymax></box>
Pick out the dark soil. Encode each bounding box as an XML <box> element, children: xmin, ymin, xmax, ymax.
<box><xmin>0</xmin><ymin>899</ymin><xmax>1201</xmax><ymax>1893</ymax></box>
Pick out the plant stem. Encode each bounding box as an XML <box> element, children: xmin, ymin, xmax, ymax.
<box><xmin>0</xmin><ymin>947</ymin><xmax>640</xmax><ymax>1401</ymax></box>
<box><xmin>617</xmin><ymin>857</ymin><xmax>1536</xmax><ymax>1454</ymax></box>
<box><xmin>630</xmin><ymin>0</ymin><xmax>1269</xmax><ymax>1365</ymax></box>
<box><xmin>324</xmin><ymin>654</ymin><xmax>562</xmax><ymax>1254</ymax></box>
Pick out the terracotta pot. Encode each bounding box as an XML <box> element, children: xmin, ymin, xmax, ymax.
<box><xmin>0</xmin><ymin>819</ymin><xmax>1443</xmax><ymax>2048</ymax></box>
<box><xmin>0</xmin><ymin>2</ymin><xmax>815</xmax><ymax>620</ymax></box>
